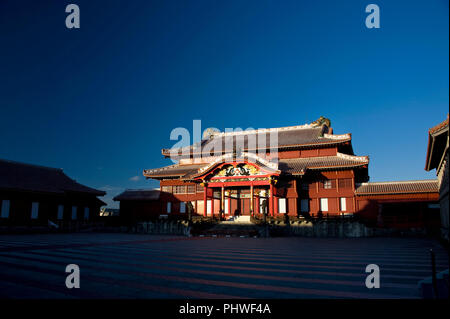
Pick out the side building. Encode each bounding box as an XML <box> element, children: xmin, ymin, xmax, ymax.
<box><xmin>113</xmin><ymin>189</ymin><xmax>162</xmax><ymax>224</ymax></box>
<box><xmin>0</xmin><ymin>159</ymin><xmax>106</xmax><ymax>227</ymax></box>
<box><xmin>425</xmin><ymin>115</ymin><xmax>449</xmax><ymax>242</ymax></box>
<box><xmin>355</xmin><ymin>180</ymin><xmax>439</xmax><ymax>230</ymax></box>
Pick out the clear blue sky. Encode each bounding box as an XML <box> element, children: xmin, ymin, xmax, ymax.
<box><xmin>0</xmin><ymin>0</ymin><xmax>448</xmax><ymax>208</ymax></box>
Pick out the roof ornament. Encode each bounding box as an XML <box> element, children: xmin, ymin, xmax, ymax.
<box><xmin>202</xmin><ymin>127</ymin><xmax>220</xmax><ymax>140</ymax></box>
<box><xmin>311</xmin><ymin>116</ymin><xmax>331</xmax><ymax>137</ymax></box>
<box><xmin>311</xmin><ymin>116</ymin><xmax>331</xmax><ymax>128</ymax></box>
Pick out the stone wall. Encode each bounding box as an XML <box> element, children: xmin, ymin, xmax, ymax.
<box><xmin>128</xmin><ymin>219</ymin><xmax>432</xmax><ymax>238</ymax></box>
<box><xmin>133</xmin><ymin>220</ymin><xmax>191</xmax><ymax>236</ymax></box>
<box><xmin>271</xmin><ymin>220</ymin><xmax>374</xmax><ymax>237</ymax></box>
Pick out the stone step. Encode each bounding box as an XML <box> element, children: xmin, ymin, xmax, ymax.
<box><xmin>196</xmin><ymin>221</ymin><xmax>261</xmax><ymax>237</ymax></box>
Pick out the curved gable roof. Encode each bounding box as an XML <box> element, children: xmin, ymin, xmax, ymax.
<box><xmin>162</xmin><ymin>123</ymin><xmax>352</xmax><ymax>157</ymax></box>
<box><xmin>0</xmin><ymin>159</ymin><xmax>106</xmax><ymax>196</ymax></box>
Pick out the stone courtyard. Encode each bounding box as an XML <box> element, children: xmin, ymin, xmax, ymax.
<box><xmin>0</xmin><ymin>233</ymin><xmax>447</xmax><ymax>298</ymax></box>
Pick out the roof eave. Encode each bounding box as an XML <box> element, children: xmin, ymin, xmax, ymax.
<box><xmin>161</xmin><ymin>138</ymin><xmax>352</xmax><ymax>157</ymax></box>
<box><xmin>356</xmin><ymin>190</ymin><xmax>438</xmax><ymax>196</ymax></box>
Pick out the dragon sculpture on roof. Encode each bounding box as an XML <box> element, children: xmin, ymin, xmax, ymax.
<box><xmin>311</xmin><ymin>116</ymin><xmax>331</xmax><ymax>128</ymax></box>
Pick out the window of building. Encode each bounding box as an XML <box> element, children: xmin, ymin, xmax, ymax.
<box><xmin>180</xmin><ymin>202</ymin><xmax>186</xmax><ymax>213</ymax></box>
<box><xmin>340</xmin><ymin>198</ymin><xmax>347</xmax><ymax>211</ymax></box>
<box><xmin>31</xmin><ymin>202</ymin><xmax>39</xmax><ymax>219</ymax></box>
<box><xmin>1</xmin><ymin>200</ymin><xmax>10</xmax><ymax>218</ymax></box>
<box><xmin>167</xmin><ymin>202</ymin><xmax>172</xmax><ymax>213</ymax></box>
<box><xmin>72</xmin><ymin>206</ymin><xmax>77</xmax><ymax>220</ymax></box>
<box><xmin>196</xmin><ymin>184</ymin><xmax>204</xmax><ymax>192</ymax></box>
<box><xmin>84</xmin><ymin>207</ymin><xmax>90</xmax><ymax>220</ymax></box>
<box><xmin>320</xmin><ymin>198</ymin><xmax>328</xmax><ymax>212</ymax></box>
<box><xmin>187</xmin><ymin>185</ymin><xmax>195</xmax><ymax>194</ymax></box>
<box><xmin>162</xmin><ymin>186</ymin><xmax>172</xmax><ymax>193</ymax></box>
<box><xmin>173</xmin><ymin>186</ymin><xmax>186</xmax><ymax>194</ymax></box>
<box><xmin>278</xmin><ymin>198</ymin><xmax>287</xmax><ymax>214</ymax></box>
<box><xmin>321</xmin><ymin>180</ymin><xmax>335</xmax><ymax>189</ymax></box>
<box><xmin>207</xmin><ymin>200</ymin><xmax>212</xmax><ymax>215</ymax></box>
<box><xmin>57</xmin><ymin>205</ymin><xmax>64</xmax><ymax>220</ymax></box>
<box><xmin>300</xmin><ymin>199</ymin><xmax>309</xmax><ymax>212</ymax></box>
<box><xmin>338</xmin><ymin>179</ymin><xmax>352</xmax><ymax>189</ymax></box>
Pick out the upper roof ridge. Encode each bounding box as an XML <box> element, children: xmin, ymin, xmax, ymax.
<box><xmin>213</xmin><ymin>123</ymin><xmax>317</xmax><ymax>138</ymax></box>
<box><xmin>359</xmin><ymin>179</ymin><xmax>437</xmax><ymax>185</ymax></box>
<box><xmin>0</xmin><ymin>158</ymin><xmax>63</xmax><ymax>171</ymax></box>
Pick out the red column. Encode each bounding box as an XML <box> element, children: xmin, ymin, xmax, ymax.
<box><xmin>211</xmin><ymin>188</ymin><xmax>215</xmax><ymax>218</ymax></box>
<box><xmin>269</xmin><ymin>184</ymin><xmax>274</xmax><ymax>216</ymax></box>
<box><xmin>256</xmin><ymin>194</ymin><xmax>260</xmax><ymax>215</ymax></box>
<box><xmin>203</xmin><ymin>186</ymin><xmax>207</xmax><ymax>217</ymax></box>
<box><xmin>250</xmin><ymin>184</ymin><xmax>254</xmax><ymax>216</ymax></box>
<box><xmin>274</xmin><ymin>196</ymin><xmax>278</xmax><ymax>216</ymax></box>
<box><xmin>221</xmin><ymin>186</ymin><xmax>225</xmax><ymax>213</ymax></box>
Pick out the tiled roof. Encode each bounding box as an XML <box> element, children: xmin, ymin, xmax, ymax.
<box><xmin>425</xmin><ymin>114</ymin><xmax>449</xmax><ymax>171</ymax></box>
<box><xmin>429</xmin><ymin>114</ymin><xmax>449</xmax><ymax>135</ymax></box>
<box><xmin>143</xmin><ymin>163</ymin><xmax>205</xmax><ymax>178</ymax></box>
<box><xmin>162</xmin><ymin>124</ymin><xmax>351</xmax><ymax>157</ymax></box>
<box><xmin>0</xmin><ymin>159</ymin><xmax>106</xmax><ymax>196</ymax></box>
<box><xmin>113</xmin><ymin>189</ymin><xmax>160</xmax><ymax>201</ymax></box>
<box><xmin>144</xmin><ymin>153</ymin><xmax>369</xmax><ymax>179</ymax></box>
<box><xmin>279</xmin><ymin>153</ymin><xmax>369</xmax><ymax>175</ymax></box>
<box><xmin>355</xmin><ymin>180</ymin><xmax>438</xmax><ymax>195</ymax></box>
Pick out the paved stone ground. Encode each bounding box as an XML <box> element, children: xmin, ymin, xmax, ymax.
<box><xmin>0</xmin><ymin>233</ymin><xmax>448</xmax><ymax>299</ymax></box>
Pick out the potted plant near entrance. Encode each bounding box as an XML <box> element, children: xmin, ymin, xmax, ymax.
<box><xmin>186</xmin><ymin>202</ymin><xmax>194</xmax><ymax>225</ymax></box>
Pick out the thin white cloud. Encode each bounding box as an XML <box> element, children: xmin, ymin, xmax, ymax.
<box><xmin>99</xmin><ymin>185</ymin><xmax>123</xmax><ymax>192</ymax></box>
<box><xmin>129</xmin><ymin>175</ymin><xmax>140</xmax><ymax>182</ymax></box>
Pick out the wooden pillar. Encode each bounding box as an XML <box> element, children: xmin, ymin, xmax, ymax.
<box><xmin>269</xmin><ymin>184</ymin><xmax>274</xmax><ymax>216</ymax></box>
<box><xmin>211</xmin><ymin>188</ymin><xmax>215</xmax><ymax>217</ymax></box>
<box><xmin>250</xmin><ymin>184</ymin><xmax>254</xmax><ymax>216</ymax></box>
<box><xmin>352</xmin><ymin>172</ymin><xmax>356</xmax><ymax>214</ymax></box>
<box><xmin>293</xmin><ymin>179</ymin><xmax>298</xmax><ymax>216</ymax></box>
<box><xmin>256</xmin><ymin>193</ymin><xmax>260</xmax><ymax>215</ymax></box>
<box><xmin>352</xmin><ymin>196</ymin><xmax>356</xmax><ymax>214</ymax></box>
<box><xmin>274</xmin><ymin>196</ymin><xmax>278</xmax><ymax>215</ymax></box>
<box><xmin>203</xmin><ymin>186</ymin><xmax>207</xmax><ymax>217</ymax></box>
<box><xmin>221</xmin><ymin>186</ymin><xmax>225</xmax><ymax>216</ymax></box>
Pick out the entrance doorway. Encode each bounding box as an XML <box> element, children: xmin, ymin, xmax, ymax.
<box><xmin>222</xmin><ymin>186</ymin><xmax>269</xmax><ymax>216</ymax></box>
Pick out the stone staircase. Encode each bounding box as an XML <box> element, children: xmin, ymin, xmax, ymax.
<box><xmin>197</xmin><ymin>216</ymin><xmax>261</xmax><ymax>237</ymax></box>
<box><xmin>223</xmin><ymin>215</ymin><xmax>252</xmax><ymax>224</ymax></box>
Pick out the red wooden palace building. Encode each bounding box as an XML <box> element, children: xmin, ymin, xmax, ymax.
<box><xmin>115</xmin><ymin>117</ymin><xmax>439</xmax><ymax>228</ymax></box>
